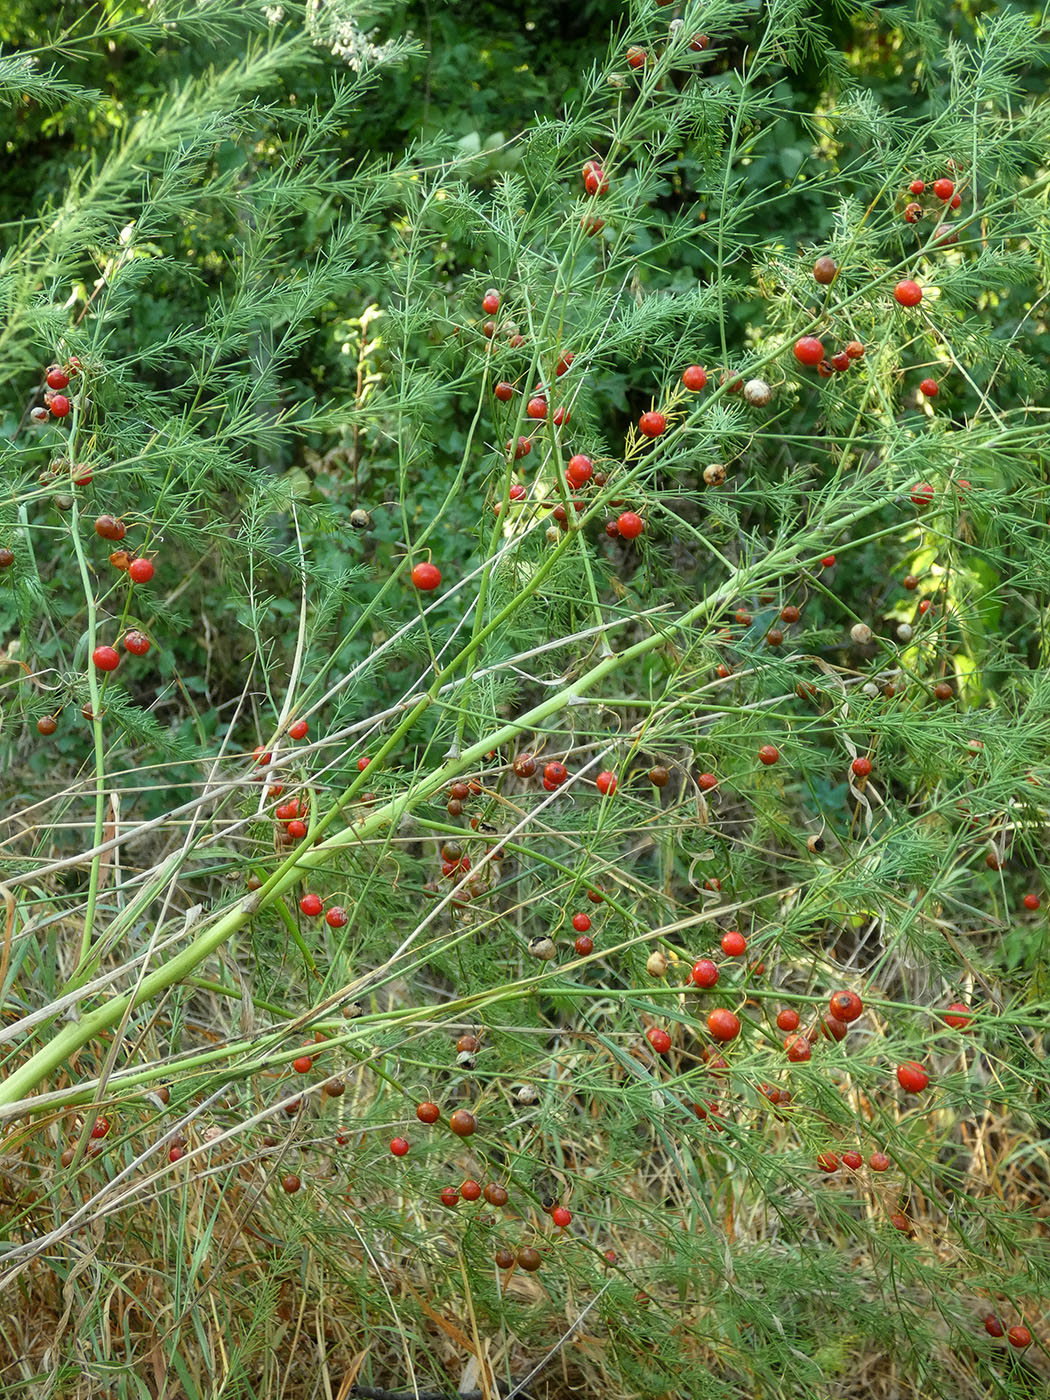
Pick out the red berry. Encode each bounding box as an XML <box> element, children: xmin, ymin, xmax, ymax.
<box><xmin>793</xmin><ymin>336</ymin><xmax>824</xmax><ymax>367</ymax></box>
<box><xmin>821</xmin><ymin>1014</ymin><xmax>848</xmax><ymax>1042</ymax></box>
<box><xmin>92</xmin><ymin>645</ymin><xmax>120</xmax><ymax>672</ymax></box>
<box><xmin>617</xmin><ymin>511</ymin><xmax>644</xmax><ymax>540</ymax></box>
<box><xmin>821</xmin><ymin>554</ymin><xmax>836</xmax><ymax>567</ymax></box>
<box><xmin>416</xmin><ymin>1101</ymin><xmax>440</xmax><ymax>1124</ymax></box>
<box><xmin>919</xmin><ymin>378</ymin><xmax>939</xmax><ymax>399</ymax></box>
<box><xmin>449</xmin><ymin>1108</ymin><xmax>476</xmax><ymax>1137</ymax></box>
<box><xmin>910</xmin><ymin>482</ymin><xmax>935</xmax><ymax>507</ymax></box>
<box><xmin>894</xmin><ymin>279</ymin><xmax>923</xmax><ymax>306</ymax></box>
<box><xmin>582</xmin><ymin>161</ymin><xmax>609</xmax><ymax>196</ymax></box>
<box><xmin>626</xmin><ymin>45</ymin><xmax>646</xmax><ymax>69</ymax></box>
<box><xmin>776</xmin><ymin>1008</ymin><xmax>800</xmax><ymax>1032</ymax></box>
<box><xmin>638</xmin><ymin>410</ymin><xmax>666</xmax><ymax>439</ymax></box>
<box><xmin>390</xmin><ymin>1137</ymin><xmax>410</xmax><ymax>1157</ymax></box>
<box><xmin>293</xmin><ymin>1054</ymin><xmax>313</xmax><ymax>1073</ymax></box>
<box><xmin>841</xmin><ymin>1150</ymin><xmax>863</xmax><ymax>1170</ymax></box>
<box><xmin>909</xmin><ymin>179</ymin><xmax>925</xmax><ymax>195</ymax></box>
<box><xmin>829</xmin><ymin>990</ymin><xmax>863</xmax><ymax>1023</ymax></box>
<box><xmin>595</xmin><ymin>770</ymin><xmax>617</xmax><ymax>796</ymax></box>
<box><xmin>1007</xmin><ymin>1325</ymin><xmax>1031</xmax><ymax>1349</ymax></box>
<box><xmin>95</xmin><ymin>514</ymin><xmax>126</xmax><ymax>541</ymax></box>
<box><xmin>720</xmin><ymin>929</ymin><xmax>746</xmax><ymax>957</ymax></box>
<box><xmin>932</xmin><ymin>177</ymin><xmax>954</xmax><ymax>200</ymax></box>
<box><xmin>168</xmin><ymin>1146</ymin><xmax>184</xmax><ymax>1163</ymax></box>
<box><xmin>689</xmin><ymin>32</ymin><xmax>709</xmax><ymax>50</ymax></box>
<box><xmin>566</xmin><ymin>453</ymin><xmax>593</xmax><ymax>488</ymax></box>
<box><xmin>411</xmin><ymin>561</ymin><xmax>442</xmax><ymax>591</ymax></box>
<box><xmin>460</xmin><ymin>1178</ymin><xmax>482</xmax><ymax>1200</ymax></box>
<box><xmin>869</xmin><ymin>1150</ymin><xmax>891</xmax><ymax>1172</ymax></box>
<box><xmin>903</xmin><ymin>202</ymin><xmax>923</xmax><ymax>223</ymax></box>
<box><xmin>697</xmin><ymin>772</ymin><xmax>718</xmax><ymax>792</ymax></box>
<box><xmin>830</xmin><ymin>351</ymin><xmax>851</xmax><ymax>372</ymax></box>
<box><xmin>691</xmin><ymin>958</ymin><xmax>719</xmax><ymax>988</ymax></box>
<box><xmin>646</xmin><ymin>1027</ymin><xmax>672</xmax><ymax>1054</ymax></box>
<box><xmin>572</xmin><ymin>912</ymin><xmax>591</xmax><ymax>933</ymax></box>
<box><xmin>543</xmin><ymin>761</ymin><xmax>568</xmax><ymax>787</ymax></box>
<box><xmin>943</xmin><ymin>1002</ymin><xmax>972</xmax><ymax>1029</ymax></box>
<box><xmin>588</xmin><ymin>888</ymin><xmax>604</xmax><ymax>903</ymax></box>
<box><xmin>850</xmin><ymin>757</ymin><xmax>872</xmax><ymax>779</ymax></box>
<box><xmin>282</xmin><ymin>1173</ymin><xmax>301</xmax><ymax>1193</ymax></box>
<box><xmin>299</xmin><ymin>893</ymin><xmax>323</xmax><ymax>917</ymax></box>
<box><xmin>287</xmin><ymin>819</ymin><xmax>307</xmax><ymax>838</ymax></box>
<box><xmin>817</xmin><ymin>1152</ymin><xmax>839</xmax><ymax>1173</ymax></box>
<box><xmin>889</xmin><ymin>1212</ymin><xmax>911</xmax><ymax>1234</ymax></box>
<box><xmin>494</xmin><ymin>380</ymin><xmax>514</xmax><ymax>402</ymax></box>
<box><xmin>556</xmin><ymin>352</ymin><xmax>574</xmax><ymax>376</ymax></box>
<box><xmin>440</xmin><ymin>1186</ymin><xmax>460</xmax><ymax>1208</ymax></box>
<box><xmin>46</xmin><ymin>367</ymin><xmax>69</xmax><ymax>390</ymax></box>
<box><xmin>357</xmin><ymin>756</ymin><xmax>370</xmax><ymax>771</ymax></box>
<box><xmin>551</xmin><ymin>1205</ymin><xmax>572</xmax><ymax>1227</ymax></box>
<box><xmin>123</xmin><ymin>629</ymin><xmax>150</xmax><ymax>656</ymax></box>
<box><xmin>50</xmin><ymin>394</ymin><xmax>70</xmax><ymax>417</ymax></box>
<box><xmin>508</xmin><ymin>436</ymin><xmax>531</xmax><ymax>459</ymax></box>
<box><xmin>1023</xmin><ymin>893</ymin><xmax>1041</xmax><ymax>910</ymax></box>
<box><xmin>37</xmin><ymin>715</ymin><xmax>58</xmax><ymax>735</ymax></box>
<box><xmin>574</xmin><ymin>934</ymin><xmax>594</xmax><ymax>955</ymax></box>
<box><xmin>526</xmin><ymin>395</ymin><xmax>547</xmax><ymax>419</ymax></box>
<box><xmin>481</xmin><ymin>288</ymin><xmax>500</xmax><ymax>314</ymax></box>
<box><xmin>845</xmin><ymin>341</ymin><xmax>865</xmax><ymax>359</ymax></box>
<box><xmin>785</xmin><ymin>1033</ymin><xmax>811</xmax><ymax>1063</ymax></box>
<box><xmin>325</xmin><ymin>905</ymin><xmax>348</xmax><ymax>928</ymax></box>
<box><xmin>950</xmin><ymin>192</ymin><xmax>961</xmax><ymax>209</ymax></box>
<box><xmin>983</xmin><ymin>1314</ymin><xmax>1005</xmax><ymax>1338</ymax></box>
<box><xmin>90</xmin><ymin>1116</ymin><xmax>110</xmax><ymax>1139</ymax></box>
<box><xmin>706</xmin><ymin>1008</ymin><xmax>740</xmax><ymax>1042</ymax></box>
<box><xmin>289</xmin><ymin>719</ymin><xmax>308</xmax><ymax>740</ymax></box>
<box><xmin>682</xmin><ymin>365</ymin><xmax>708</xmax><ymax>392</ymax></box>
<box><xmin>896</xmin><ymin>1061</ymin><xmax>929</xmax><ymax>1093</ymax></box>
<box><xmin>757</xmin><ymin>744</ymin><xmax>779</xmax><ymax>766</ymax></box>
<box><xmin>127</xmin><ymin>557</ymin><xmax>154</xmax><ymax>583</ymax></box>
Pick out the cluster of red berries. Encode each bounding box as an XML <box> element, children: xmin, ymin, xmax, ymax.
<box><xmin>902</xmin><ymin>172</ymin><xmax>963</xmax><ymax>235</ymax></box>
<box><xmin>30</xmin><ymin>356</ymin><xmax>81</xmax><ymax>424</ymax></box>
<box><xmin>297</xmin><ymin>891</ymin><xmax>348</xmax><ymax>928</ymax></box>
<box><xmin>794</xmin><ymin>331</ymin><xmax>866</xmax><ymax>377</ymax></box>
<box><xmin>421</xmin><ymin>838</ymin><xmax>504</xmax><ymax>906</ymax></box>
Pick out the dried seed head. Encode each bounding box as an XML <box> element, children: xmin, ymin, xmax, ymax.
<box><xmin>646</xmin><ymin>950</ymin><xmax>668</xmax><ymax>978</ymax></box>
<box><xmin>528</xmin><ymin>935</ymin><xmax>557</xmax><ymax>961</ymax></box>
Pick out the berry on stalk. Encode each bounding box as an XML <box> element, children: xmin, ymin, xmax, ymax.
<box><xmin>92</xmin><ymin>645</ymin><xmax>120</xmax><ymax>672</ymax></box>
<box><xmin>411</xmin><ymin>561</ymin><xmax>441</xmax><ymax>591</ymax></box>
<box><xmin>794</xmin><ymin>336</ymin><xmax>824</xmax><ymax>366</ymax></box>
